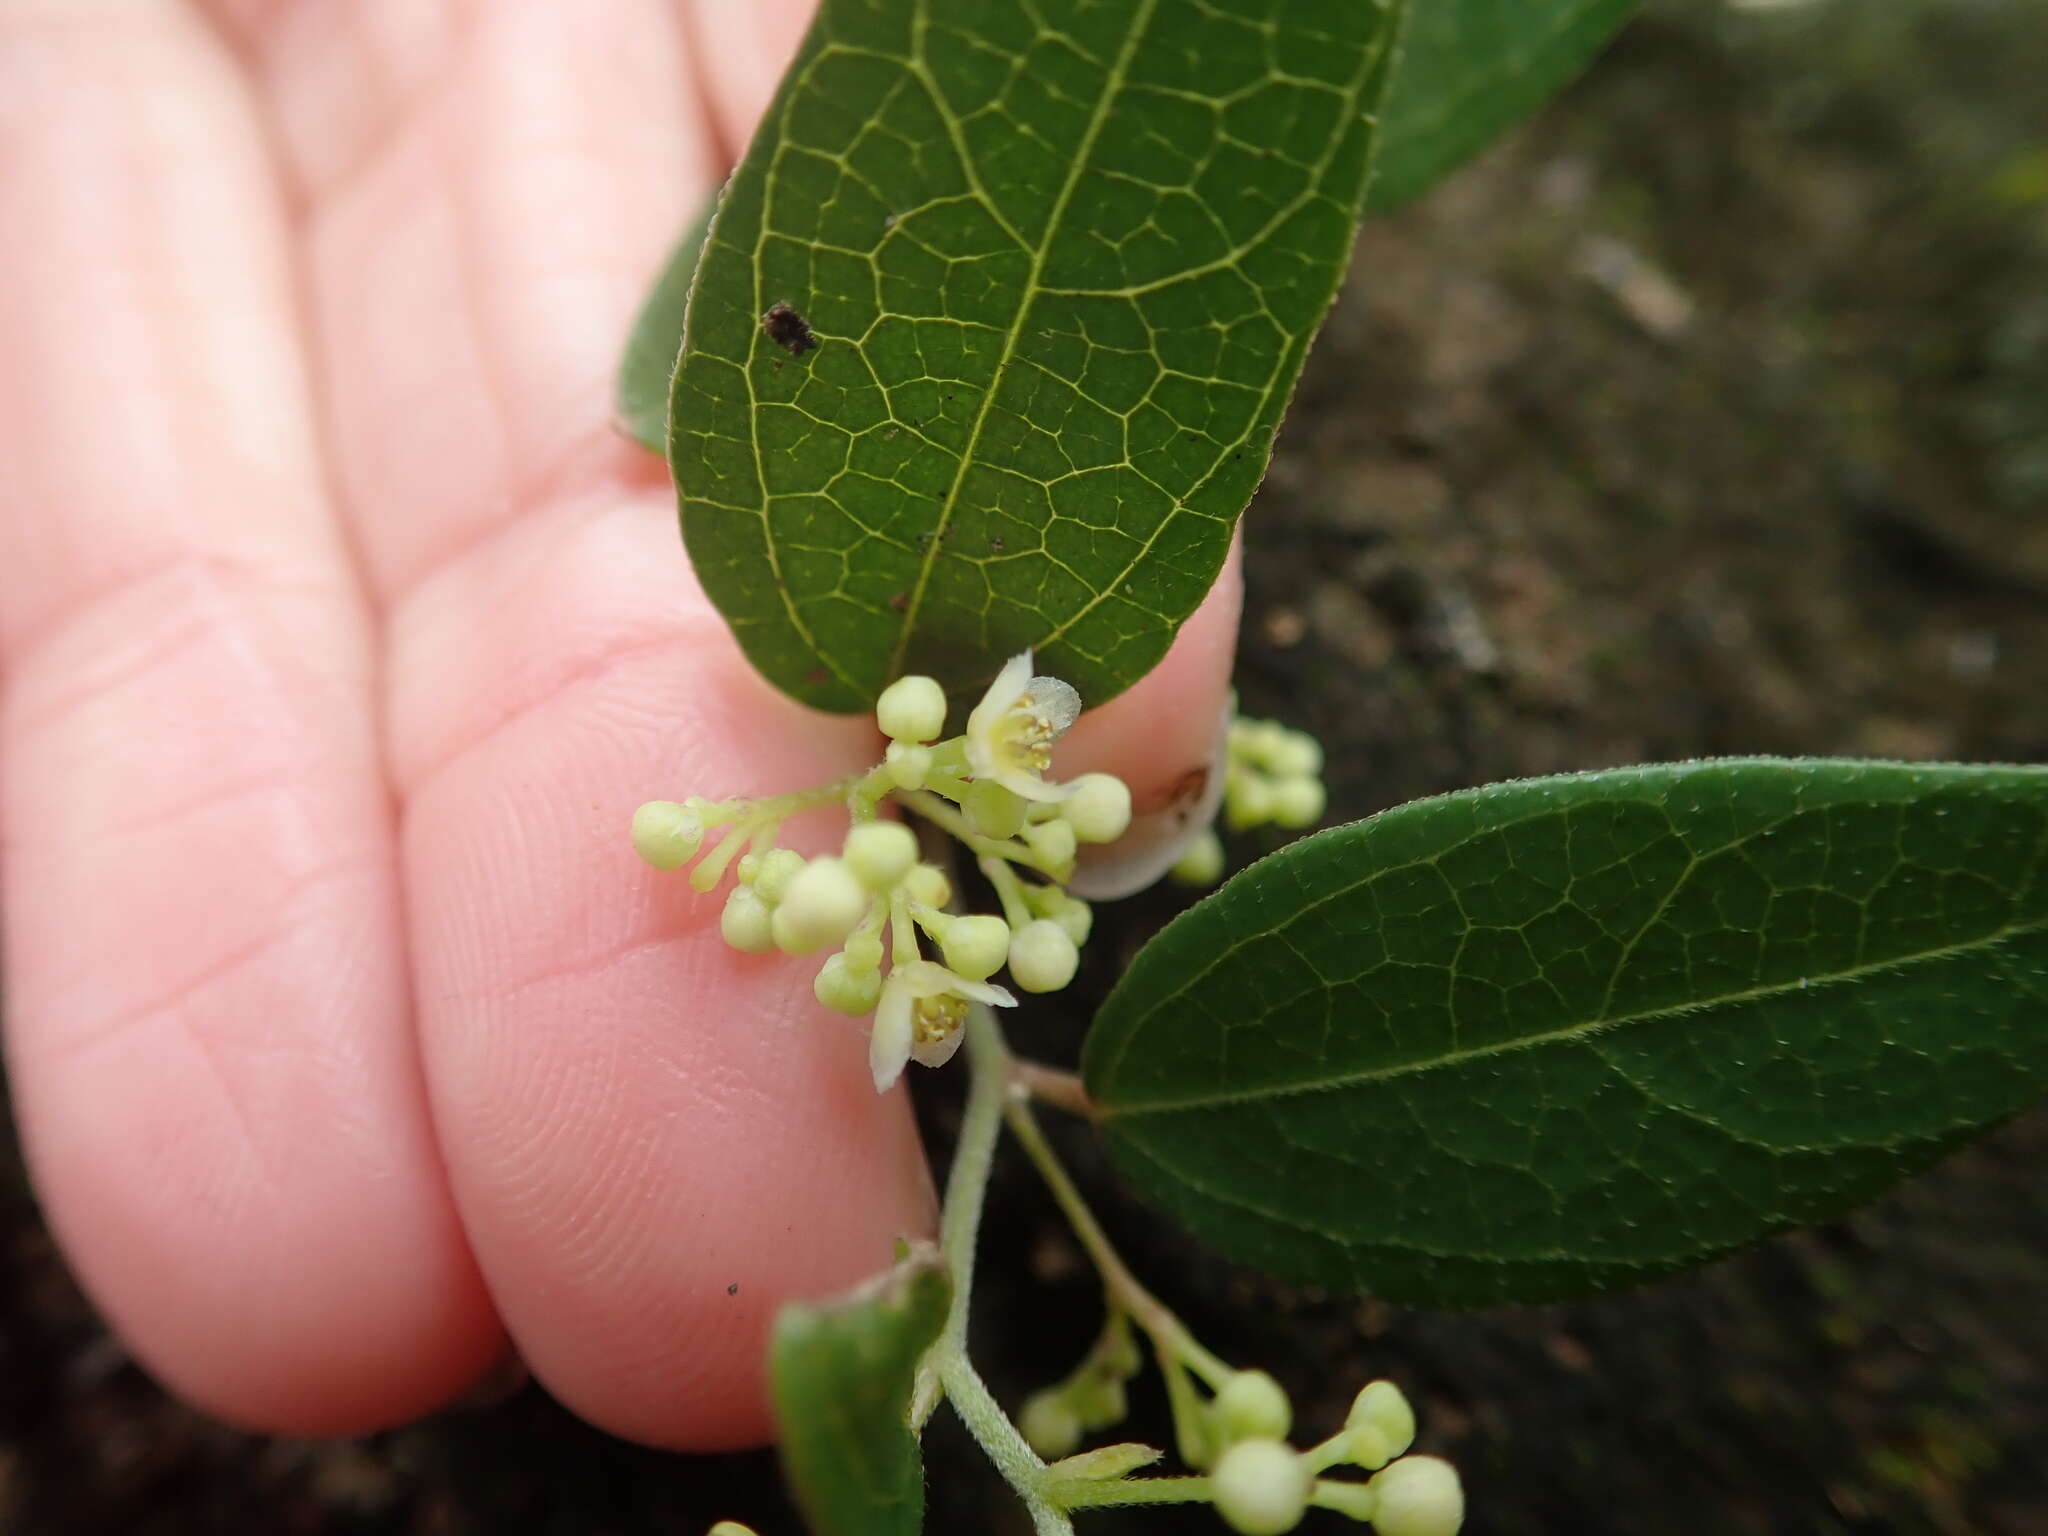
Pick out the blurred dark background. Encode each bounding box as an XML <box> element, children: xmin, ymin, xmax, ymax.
<box><xmin>5</xmin><ymin>0</ymin><xmax>2045</xmax><ymax>1531</ymax></box>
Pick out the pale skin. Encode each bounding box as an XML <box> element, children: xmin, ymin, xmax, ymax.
<box><xmin>0</xmin><ymin>1</ymin><xmax>1241</xmax><ymax>1449</ymax></box>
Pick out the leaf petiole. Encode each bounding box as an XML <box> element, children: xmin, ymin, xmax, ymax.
<box><xmin>1008</xmin><ymin>1059</ymin><xmax>1097</xmax><ymax>1121</ymax></box>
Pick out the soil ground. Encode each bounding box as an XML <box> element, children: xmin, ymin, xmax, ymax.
<box><xmin>5</xmin><ymin>2</ymin><xmax>2045</xmax><ymax>1533</ymax></box>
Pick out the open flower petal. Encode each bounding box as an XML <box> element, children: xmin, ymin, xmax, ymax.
<box><xmin>868</xmin><ymin>962</ymin><xmax>1017</xmax><ymax>1091</ymax></box>
<box><xmin>869</xmin><ymin>980</ymin><xmax>915</xmax><ymax>1092</ymax></box>
<box><xmin>964</xmin><ymin>651</ymin><xmax>1085</xmax><ymax>802</ymax></box>
<box><xmin>964</xmin><ymin>652</ymin><xmax>1034</xmax><ymax>762</ymax></box>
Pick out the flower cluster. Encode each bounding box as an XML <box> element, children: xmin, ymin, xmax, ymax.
<box><xmin>630</xmin><ymin>654</ymin><xmax>1132</xmax><ymax>1092</ymax></box>
<box><xmin>1028</xmin><ymin>1342</ymin><xmax>1462</xmax><ymax>1536</ymax></box>
<box><xmin>1171</xmin><ymin>713</ymin><xmax>1328</xmax><ymax>887</ymax></box>
<box><xmin>1195</xmin><ymin>1373</ymin><xmax>1462</xmax><ymax>1536</ymax></box>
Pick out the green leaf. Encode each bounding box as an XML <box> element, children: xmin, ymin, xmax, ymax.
<box><xmin>616</xmin><ymin>196</ymin><xmax>717</xmax><ymax>455</ymax></box>
<box><xmin>672</xmin><ymin>0</ymin><xmax>1406</xmax><ymax>713</ymax></box>
<box><xmin>772</xmin><ymin>1246</ymin><xmax>950</xmax><ymax>1536</ymax></box>
<box><xmin>1083</xmin><ymin>760</ymin><xmax>2048</xmax><ymax>1306</ymax></box>
<box><xmin>1367</xmin><ymin>0</ymin><xmax>1640</xmax><ymax>214</ymax></box>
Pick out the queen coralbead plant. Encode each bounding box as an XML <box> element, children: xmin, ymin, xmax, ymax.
<box><xmin>632</xmin><ymin>658</ymin><xmax>1463</xmax><ymax>1536</ymax></box>
<box><xmin>616</xmin><ymin>1</ymin><xmax>2048</xmax><ymax>1531</ymax></box>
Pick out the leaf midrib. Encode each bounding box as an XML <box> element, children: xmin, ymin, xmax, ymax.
<box><xmin>883</xmin><ymin>0</ymin><xmax>1163</xmax><ymax>682</ymax></box>
<box><xmin>1100</xmin><ymin>910</ymin><xmax>2048</xmax><ymax>1118</ymax></box>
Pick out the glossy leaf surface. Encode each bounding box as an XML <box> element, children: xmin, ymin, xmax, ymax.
<box><xmin>772</xmin><ymin>1248</ymin><xmax>950</xmax><ymax>1536</ymax></box>
<box><xmin>1085</xmin><ymin>760</ymin><xmax>2048</xmax><ymax>1304</ymax></box>
<box><xmin>1368</xmin><ymin>0</ymin><xmax>1640</xmax><ymax>213</ymax></box>
<box><xmin>672</xmin><ymin>0</ymin><xmax>1404</xmax><ymax>711</ymax></box>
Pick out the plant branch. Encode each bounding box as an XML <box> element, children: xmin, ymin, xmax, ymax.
<box><xmin>1009</xmin><ymin>1058</ymin><xmax>1098</xmax><ymax>1119</ymax></box>
<box><xmin>1003</xmin><ymin>1091</ymin><xmax>1233</xmax><ymax>1389</ymax></box>
<box><xmin>916</xmin><ymin>1007</ymin><xmax>1076</xmax><ymax>1535</ymax></box>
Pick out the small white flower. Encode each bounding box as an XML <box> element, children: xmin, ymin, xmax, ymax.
<box><xmin>963</xmin><ymin>652</ymin><xmax>1082</xmax><ymax>803</ymax></box>
<box><xmin>869</xmin><ymin>960</ymin><xmax>1016</xmax><ymax>1091</ymax></box>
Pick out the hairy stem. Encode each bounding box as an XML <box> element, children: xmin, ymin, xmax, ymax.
<box><xmin>1052</xmin><ymin>1475</ymin><xmax>1214</xmax><ymax>1511</ymax></box>
<box><xmin>1003</xmin><ymin>1093</ymin><xmax>1233</xmax><ymax>1389</ymax></box>
<box><xmin>918</xmin><ymin>1008</ymin><xmax>1076</xmax><ymax>1534</ymax></box>
<box><xmin>902</xmin><ymin>788</ymin><xmax>1066</xmax><ymax>880</ymax></box>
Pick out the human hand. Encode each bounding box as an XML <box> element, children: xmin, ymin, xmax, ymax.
<box><xmin>0</xmin><ymin>0</ymin><xmax>1239</xmax><ymax>1449</ymax></box>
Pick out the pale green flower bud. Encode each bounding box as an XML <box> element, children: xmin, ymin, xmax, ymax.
<box><xmin>1212</xmin><ymin>1369</ymin><xmax>1292</xmax><ymax>1445</ymax></box>
<box><xmin>751</xmin><ymin>848</ymin><xmax>807</xmax><ymax>905</ymax></box>
<box><xmin>1100</xmin><ymin>1316</ymin><xmax>1142</xmax><ymax>1377</ymax></box>
<box><xmin>1367</xmin><ymin>1456</ymin><xmax>1464</xmax><ymax>1536</ymax></box>
<box><xmin>965</xmin><ymin>778</ymin><xmax>1028</xmax><ymax>839</ymax></box>
<box><xmin>1070</xmin><ymin>1372</ymin><xmax>1128</xmax><ymax>1430</ymax></box>
<box><xmin>939</xmin><ymin>914</ymin><xmax>1010</xmax><ymax>981</ymax></box>
<box><xmin>1236</xmin><ymin>718</ymin><xmax>1290</xmax><ymax>763</ymax></box>
<box><xmin>1209</xmin><ymin>1438</ymin><xmax>1311</xmax><ymax>1536</ymax></box>
<box><xmin>877</xmin><ymin>675</ymin><xmax>947</xmax><ymax>742</ymax></box>
<box><xmin>844</xmin><ymin>928</ymin><xmax>885</xmax><ymax>973</ymax></box>
<box><xmin>815</xmin><ymin>952</ymin><xmax>883</xmax><ymax>1016</ymax></box>
<box><xmin>844</xmin><ymin>820</ymin><xmax>918</xmax><ymax>890</ymax></box>
<box><xmin>631</xmin><ymin>800</ymin><xmax>703</xmax><ymax>870</ymax></box>
<box><xmin>1022</xmin><ymin>817</ymin><xmax>1078</xmax><ymax>873</ymax></box>
<box><xmin>720</xmin><ymin>886</ymin><xmax>775</xmax><ymax>953</ymax></box>
<box><xmin>1170</xmin><ymin>828</ymin><xmax>1226</xmax><ymax>887</ymax></box>
<box><xmin>901</xmin><ymin>863</ymin><xmax>951</xmax><ymax>908</ymax></box>
<box><xmin>1019</xmin><ymin>1389</ymin><xmax>1083</xmax><ymax>1461</ymax></box>
<box><xmin>1270</xmin><ymin>777</ymin><xmax>1326</xmax><ymax>830</ymax></box>
<box><xmin>1225</xmin><ymin>772</ymin><xmax>1274</xmax><ymax>831</ymax></box>
<box><xmin>1048</xmin><ymin>891</ymin><xmax>1093</xmax><ymax>947</ymax></box>
<box><xmin>771</xmin><ymin>857</ymin><xmax>869</xmax><ymax>954</ymax></box>
<box><xmin>1009</xmin><ymin>918</ymin><xmax>1079</xmax><ymax>993</ymax></box>
<box><xmin>1062</xmin><ymin>772</ymin><xmax>1132</xmax><ymax>843</ymax></box>
<box><xmin>1348</xmin><ymin>1423</ymin><xmax>1394</xmax><ymax>1471</ymax></box>
<box><xmin>884</xmin><ymin>740</ymin><xmax>932</xmax><ymax>791</ymax></box>
<box><xmin>1346</xmin><ymin>1380</ymin><xmax>1415</xmax><ymax>1460</ymax></box>
<box><xmin>1266</xmin><ymin>731</ymin><xmax>1322</xmax><ymax>780</ymax></box>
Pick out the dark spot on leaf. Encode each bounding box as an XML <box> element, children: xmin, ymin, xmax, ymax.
<box><xmin>762</xmin><ymin>302</ymin><xmax>818</xmax><ymax>355</ymax></box>
<box><xmin>889</xmin><ymin>592</ymin><xmax>910</xmax><ymax>612</ymax></box>
<box><xmin>804</xmin><ymin>665</ymin><xmax>830</xmax><ymax>688</ymax></box>
<box><xmin>990</xmin><ymin>535</ymin><xmax>1005</xmax><ymax>552</ymax></box>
